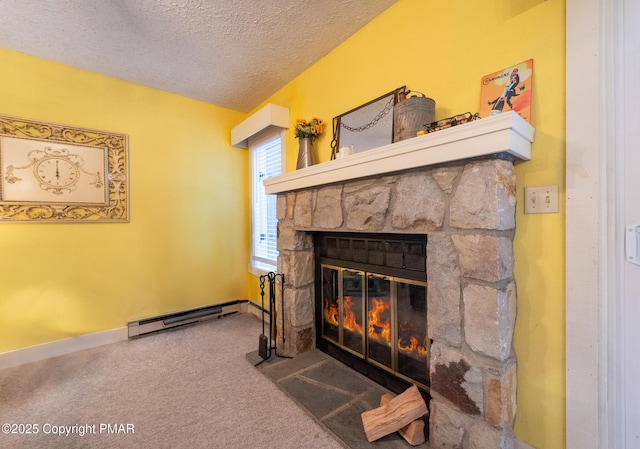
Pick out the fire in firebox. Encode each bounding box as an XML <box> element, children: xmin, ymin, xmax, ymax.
<box><xmin>319</xmin><ymin>263</ymin><xmax>429</xmax><ymax>390</ymax></box>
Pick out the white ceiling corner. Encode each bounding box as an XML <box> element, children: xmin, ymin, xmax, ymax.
<box><xmin>0</xmin><ymin>0</ymin><xmax>397</xmax><ymax>112</ymax></box>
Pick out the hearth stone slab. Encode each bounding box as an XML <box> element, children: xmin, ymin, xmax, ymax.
<box><xmin>248</xmin><ymin>348</ymin><xmax>430</xmax><ymax>448</ymax></box>
<box><xmin>280</xmin><ymin>376</ymin><xmax>355</xmax><ymax>419</ymax></box>
<box><xmin>300</xmin><ymin>360</ymin><xmax>372</xmax><ymax>397</ymax></box>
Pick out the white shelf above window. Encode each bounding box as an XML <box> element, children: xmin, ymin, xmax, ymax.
<box><xmin>264</xmin><ymin>111</ymin><xmax>534</xmax><ymax>195</ymax></box>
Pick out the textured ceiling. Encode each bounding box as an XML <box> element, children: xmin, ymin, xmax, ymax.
<box><xmin>0</xmin><ymin>0</ymin><xmax>396</xmax><ymax>112</ymax></box>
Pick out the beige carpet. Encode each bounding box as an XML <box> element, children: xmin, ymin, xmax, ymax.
<box><xmin>0</xmin><ymin>313</ymin><xmax>344</xmax><ymax>449</ymax></box>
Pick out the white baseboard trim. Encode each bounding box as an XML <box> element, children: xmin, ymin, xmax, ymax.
<box><xmin>1</xmin><ymin>304</ymin><xmax>262</xmax><ymax>370</ymax></box>
<box><xmin>0</xmin><ymin>327</ymin><xmax>128</xmax><ymax>370</ymax></box>
<box><xmin>247</xmin><ymin>301</ymin><xmax>270</xmax><ymax>323</ymax></box>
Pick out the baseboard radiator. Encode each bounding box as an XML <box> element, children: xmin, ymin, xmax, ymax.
<box><xmin>127</xmin><ymin>300</ymin><xmax>248</xmax><ymax>338</ymax></box>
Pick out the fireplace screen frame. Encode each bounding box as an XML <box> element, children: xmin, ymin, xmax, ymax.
<box><xmin>315</xmin><ymin>232</ymin><xmax>429</xmax><ymax>392</ymax></box>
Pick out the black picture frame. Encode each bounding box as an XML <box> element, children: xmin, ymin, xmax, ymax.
<box><xmin>331</xmin><ymin>86</ymin><xmax>406</xmax><ymax>159</ymax></box>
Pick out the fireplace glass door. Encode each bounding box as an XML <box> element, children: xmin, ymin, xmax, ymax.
<box><xmin>396</xmin><ymin>280</ymin><xmax>429</xmax><ymax>387</ymax></box>
<box><xmin>367</xmin><ymin>274</ymin><xmax>393</xmax><ymax>368</ymax></box>
<box><xmin>342</xmin><ymin>269</ymin><xmax>365</xmax><ymax>354</ymax></box>
<box><xmin>321</xmin><ymin>265</ymin><xmax>365</xmax><ymax>357</ymax></box>
<box><xmin>366</xmin><ymin>275</ymin><xmax>429</xmax><ymax>388</ymax></box>
<box><xmin>321</xmin><ymin>266</ymin><xmax>340</xmax><ymax>344</ymax></box>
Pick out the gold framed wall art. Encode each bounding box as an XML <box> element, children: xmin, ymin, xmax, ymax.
<box><xmin>0</xmin><ymin>114</ymin><xmax>129</xmax><ymax>222</ymax></box>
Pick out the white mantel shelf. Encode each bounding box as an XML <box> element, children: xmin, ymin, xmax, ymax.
<box><xmin>264</xmin><ymin>110</ymin><xmax>534</xmax><ymax>195</ymax></box>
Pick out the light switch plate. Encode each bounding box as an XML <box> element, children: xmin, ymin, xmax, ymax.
<box><xmin>524</xmin><ymin>185</ymin><xmax>559</xmax><ymax>214</ymax></box>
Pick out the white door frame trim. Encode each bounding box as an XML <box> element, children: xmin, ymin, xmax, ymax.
<box><xmin>566</xmin><ymin>0</ymin><xmax>618</xmax><ymax>447</ymax></box>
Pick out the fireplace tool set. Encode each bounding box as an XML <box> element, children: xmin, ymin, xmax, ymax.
<box><xmin>256</xmin><ymin>272</ymin><xmax>291</xmax><ymax>366</ymax></box>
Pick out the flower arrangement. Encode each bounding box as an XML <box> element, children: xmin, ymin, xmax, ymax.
<box><xmin>294</xmin><ymin>117</ymin><xmax>324</xmax><ymax>140</ymax></box>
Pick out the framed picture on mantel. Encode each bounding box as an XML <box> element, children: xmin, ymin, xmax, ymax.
<box><xmin>331</xmin><ymin>86</ymin><xmax>406</xmax><ymax>159</ymax></box>
<box><xmin>479</xmin><ymin>59</ymin><xmax>534</xmax><ymax>123</ymax></box>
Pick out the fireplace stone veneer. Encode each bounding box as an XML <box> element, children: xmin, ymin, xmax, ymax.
<box><xmin>274</xmin><ymin>156</ymin><xmax>518</xmax><ymax>448</ymax></box>
<box><xmin>267</xmin><ymin>113</ymin><xmax>533</xmax><ymax>448</ymax></box>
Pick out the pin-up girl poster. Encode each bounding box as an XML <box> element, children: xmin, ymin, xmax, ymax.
<box><xmin>479</xmin><ymin>59</ymin><xmax>533</xmax><ymax>123</ymax></box>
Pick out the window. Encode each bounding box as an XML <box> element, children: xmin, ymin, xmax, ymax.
<box><xmin>249</xmin><ymin>129</ymin><xmax>282</xmax><ymax>273</ymax></box>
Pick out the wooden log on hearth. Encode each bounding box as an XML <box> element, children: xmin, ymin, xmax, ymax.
<box><xmin>361</xmin><ymin>385</ymin><xmax>428</xmax><ymax>442</ymax></box>
<box><xmin>380</xmin><ymin>393</ymin><xmax>426</xmax><ymax>446</ymax></box>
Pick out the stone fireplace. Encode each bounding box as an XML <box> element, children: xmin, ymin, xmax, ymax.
<box><xmin>264</xmin><ymin>111</ymin><xmax>533</xmax><ymax>448</ymax></box>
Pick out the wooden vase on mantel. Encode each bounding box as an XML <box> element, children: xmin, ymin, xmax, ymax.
<box><xmin>296</xmin><ymin>137</ymin><xmax>314</xmax><ymax>169</ymax></box>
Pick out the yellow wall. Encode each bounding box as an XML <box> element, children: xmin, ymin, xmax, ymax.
<box><xmin>0</xmin><ymin>48</ymin><xmax>249</xmax><ymax>352</ymax></box>
<box><xmin>251</xmin><ymin>0</ymin><xmax>566</xmax><ymax>447</ymax></box>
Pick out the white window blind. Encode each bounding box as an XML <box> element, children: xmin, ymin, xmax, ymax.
<box><xmin>250</xmin><ymin>132</ymin><xmax>282</xmax><ymax>272</ymax></box>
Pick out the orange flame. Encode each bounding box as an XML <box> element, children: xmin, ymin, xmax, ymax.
<box><xmin>324</xmin><ymin>297</ymin><xmax>363</xmax><ymax>335</ymax></box>
<box><xmin>368</xmin><ymin>298</ymin><xmax>391</xmax><ymax>344</ymax></box>
<box><xmin>324</xmin><ymin>300</ymin><xmax>339</xmax><ymax>327</ymax></box>
<box><xmin>343</xmin><ymin>296</ymin><xmax>363</xmax><ymax>334</ymax></box>
<box><xmin>398</xmin><ymin>321</ymin><xmax>428</xmax><ymax>357</ymax></box>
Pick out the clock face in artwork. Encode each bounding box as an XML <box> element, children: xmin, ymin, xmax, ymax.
<box><xmin>34</xmin><ymin>157</ymin><xmax>80</xmax><ymax>189</ymax></box>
